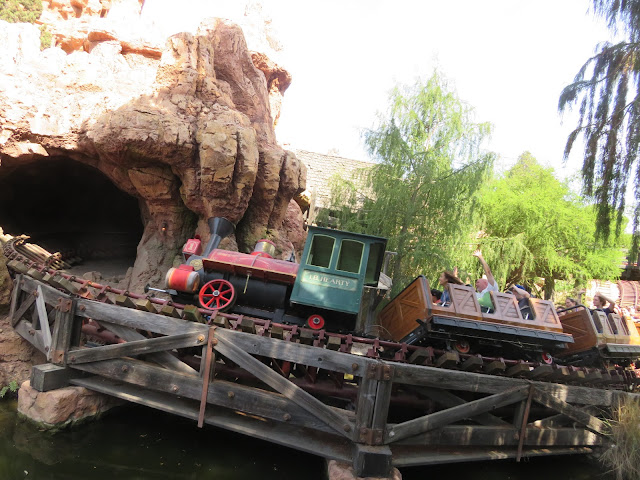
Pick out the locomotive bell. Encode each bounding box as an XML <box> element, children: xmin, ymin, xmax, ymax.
<box><xmin>252</xmin><ymin>239</ymin><xmax>276</xmax><ymax>259</ymax></box>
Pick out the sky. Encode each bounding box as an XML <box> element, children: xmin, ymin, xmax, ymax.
<box><xmin>141</xmin><ymin>0</ymin><xmax>614</xmax><ymax>179</ymax></box>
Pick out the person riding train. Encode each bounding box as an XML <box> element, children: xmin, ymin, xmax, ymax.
<box><xmin>592</xmin><ymin>292</ymin><xmax>616</xmax><ymax>315</ymax></box>
<box><xmin>472</xmin><ymin>249</ymin><xmax>498</xmax><ymax>311</ymax></box>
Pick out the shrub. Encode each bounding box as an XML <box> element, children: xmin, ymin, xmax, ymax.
<box><xmin>0</xmin><ymin>0</ymin><xmax>43</xmax><ymax>24</ymax></box>
<box><xmin>39</xmin><ymin>24</ymin><xmax>50</xmax><ymax>49</ymax></box>
<box><xmin>600</xmin><ymin>399</ymin><xmax>640</xmax><ymax>480</ymax></box>
<box><xmin>0</xmin><ymin>379</ymin><xmax>19</xmax><ymax>399</ymax></box>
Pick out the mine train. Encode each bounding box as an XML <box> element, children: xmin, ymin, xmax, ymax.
<box><xmin>159</xmin><ymin>216</ymin><xmax>640</xmax><ymax>366</ymax></box>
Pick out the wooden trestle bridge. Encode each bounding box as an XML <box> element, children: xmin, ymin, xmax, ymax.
<box><xmin>9</xmin><ymin>273</ymin><xmax>639</xmax><ymax>478</ymax></box>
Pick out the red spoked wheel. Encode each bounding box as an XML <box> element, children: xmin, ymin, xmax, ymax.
<box><xmin>307</xmin><ymin>314</ymin><xmax>325</xmax><ymax>330</ymax></box>
<box><xmin>539</xmin><ymin>352</ymin><xmax>554</xmax><ymax>365</ymax></box>
<box><xmin>199</xmin><ymin>279</ymin><xmax>235</xmax><ymax>311</ymax></box>
<box><xmin>454</xmin><ymin>340</ymin><xmax>471</xmax><ymax>354</ymax></box>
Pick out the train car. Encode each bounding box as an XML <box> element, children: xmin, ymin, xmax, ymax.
<box><xmin>555</xmin><ymin>305</ymin><xmax>640</xmax><ymax>367</ymax></box>
<box><xmin>162</xmin><ymin>217</ymin><xmax>389</xmax><ymax>331</ymax></box>
<box><xmin>377</xmin><ymin>276</ymin><xmax>573</xmax><ymax>362</ymax></box>
<box><xmin>160</xmin><ymin>217</ymin><xmax>640</xmax><ymax>367</ymax></box>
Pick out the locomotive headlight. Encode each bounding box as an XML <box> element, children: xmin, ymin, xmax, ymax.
<box><xmin>165</xmin><ymin>265</ymin><xmax>201</xmax><ymax>293</ymax></box>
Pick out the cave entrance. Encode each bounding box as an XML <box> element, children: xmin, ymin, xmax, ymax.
<box><xmin>0</xmin><ymin>157</ymin><xmax>144</xmax><ymax>278</ymax></box>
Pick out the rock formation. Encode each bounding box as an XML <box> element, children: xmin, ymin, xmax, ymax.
<box><xmin>0</xmin><ymin>2</ymin><xmax>306</xmax><ymax>294</ymax></box>
<box><xmin>0</xmin><ymin>0</ymin><xmax>307</xmax><ymax>385</ymax></box>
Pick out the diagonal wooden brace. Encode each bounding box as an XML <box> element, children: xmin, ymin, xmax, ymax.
<box><xmin>198</xmin><ymin>326</ymin><xmax>217</xmax><ymax>428</ymax></box>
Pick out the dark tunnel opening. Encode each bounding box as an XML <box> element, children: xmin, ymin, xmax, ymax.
<box><xmin>0</xmin><ymin>157</ymin><xmax>144</xmax><ymax>276</ymax></box>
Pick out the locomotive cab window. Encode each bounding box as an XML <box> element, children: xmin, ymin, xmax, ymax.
<box><xmin>336</xmin><ymin>240</ymin><xmax>364</xmax><ymax>273</ymax></box>
<box><xmin>307</xmin><ymin>235</ymin><xmax>335</xmax><ymax>268</ymax></box>
<box><xmin>365</xmin><ymin>242</ymin><xmax>385</xmax><ymax>285</ymax></box>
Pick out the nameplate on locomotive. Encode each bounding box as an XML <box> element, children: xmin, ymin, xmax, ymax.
<box><xmin>300</xmin><ymin>271</ymin><xmax>357</xmax><ymax>291</ymax></box>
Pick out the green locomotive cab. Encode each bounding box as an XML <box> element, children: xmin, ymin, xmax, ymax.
<box><xmin>291</xmin><ymin>226</ymin><xmax>388</xmax><ymax>316</ymax></box>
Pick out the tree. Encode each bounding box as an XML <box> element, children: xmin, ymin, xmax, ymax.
<box><xmin>325</xmin><ymin>71</ymin><xmax>495</xmax><ymax>291</ymax></box>
<box><xmin>0</xmin><ymin>0</ymin><xmax>42</xmax><ymax>24</ymax></box>
<box><xmin>558</xmin><ymin>0</ymin><xmax>640</xmax><ymax>249</ymax></box>
<box><xmin>469</xmin><ymin>152</ymin><xmax>626</xmax><ymax>299</ymax></box>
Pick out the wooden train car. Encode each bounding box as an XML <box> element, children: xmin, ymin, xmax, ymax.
<box><xmin>377</xmin><ymin>276</ymin><xmax>573</xmax><ymax>361</ymax></box>
<box><xmin>556</xmin><ymin>305</ymin><xmax>640</xmax><ymax>366</ymax></box>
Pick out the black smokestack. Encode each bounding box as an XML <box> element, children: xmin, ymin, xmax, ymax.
<box><xmin>203</xmin><ymin>217</ymin><xmax>235</xmax><ymax>256</ymax></box>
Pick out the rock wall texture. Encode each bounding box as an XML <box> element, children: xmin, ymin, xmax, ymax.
<box><xmin>0</xmin><ymin>2</ymin><xmax>307</xmax><ymax>383</ymax></box>
<box><xmin>18</xmin><ymin>380</ymin><xmax>123</xmax><ymax>430</ymax></box>
<box><xmin>0</xmin><ymin>7</ymin><xmax>306</xmax><ymax>293</ymax></box>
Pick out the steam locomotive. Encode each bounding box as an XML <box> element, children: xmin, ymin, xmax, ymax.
<box><xmin>161</xmin><ymin>217</ymin><xmax>389</xmax><ymax>332</ymax></box>
<box><xmin>160</xmin><ymin>217</ymin><xmax>640</xmax><ymax>367</ymax></box>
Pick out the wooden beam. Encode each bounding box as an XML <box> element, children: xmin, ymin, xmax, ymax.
<box><xmin>354</xmin><ymin>371</ymin><xmax>378</xmax><ymax>438</ymax></box>
<box><xmin>392</xmin><ymin>361</ymin><xmax>621</xmax><ymax>406</ymax></box>
<box><xmin>97</xmin><ymin>322</ymin><xmax>197</xmax><ymax>375</ymax></box>
<box><xmin>353</xmin><ymin>444</ymin><xmax>392</xmax><ymax>478</ymax></box>
<box><xmin>214</xmin><ymin>334</ymin><xmax>354</xmax><ymax>440</ymax></box>
<box><xmin>391</xmin><ymin>446</ymin><xmax>594</xmax><ymax>468</ymax></box>
<box><xmin>71</xmin><ymin>375</ymin><xmax>352</xmax><ymax>462</ymax></box>
<box><xmin>14</xmin><ymin>319</ymin><xmax>47</xmax><ymax>353</ymax></box>
<box><xmin>20</xmin><ymin>276</ymin><xmax>206</xmax><ymax>337</ymax></box>
<box><xmin>416</xmin><ymin>387</ymin><xmax>510</xmax><ymax>426</ymax></box>
<box><xmin>9</xmin><ymin>274</ymin><xmax>22</xmax><ymax>325</ymax></box>
<box><xmin>215</xmin><ymin>327</ymin><xmax>370</xmax><ymax>375</ymax></box>
<box><xmin>35</xmin><ymin>286</ymin><xmax>52</xmax><ymax>360</ymax></box>
<box><xmin>71</xmin><ymin>358</ymin><xmax>354</xmax><ymax>434</ymax></box>
<box><xmin>30</xmin><ymin>364</ymin><xmax>86</xmax><ymax>392</ymax></box>
<box><xmin>392</xmin><ymin>425</ymin><xmax>603</xmax><ymax>447</ymax></box>
<box><xmin>67</xmin><ymin>332</ymin><xmax>206</xmax><ymax>364</ymax></box>
<box><xmin>516</xmin><ymin>385</ymin><xmax>534</xmax><ymax>461</ymax></box>
<box><xmin>386</xmin><ymin>385</ymin><xmax>530</xmax><ymax>444</ymax></box>
<box><xmin>529</xmin><ymin>405</ymin><xmax>604</xmax><ymax>428</ymax></box>
<box><xmin>49</xmin><ymin>297</ymin><xmax>77</xmax><ymax>365</ymax></box>
<box><xmin>531</xmin><ymin>388</ymin><xmax>608</xmax><ymax>436</ymax></box>
<box><xmin>11</xmin><ymin>293</ymin><xmax>36</xmax><ymax>328</ymax></box>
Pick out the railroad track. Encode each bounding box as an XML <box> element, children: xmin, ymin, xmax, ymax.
<box><xmin>3</xmin><ymin>235</ymin><xmax>639</xmax><ymax>391</ymax></box>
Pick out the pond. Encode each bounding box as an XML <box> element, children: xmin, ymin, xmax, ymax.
<box><xmin>0</xmin><ymin>400</ymin><xmax>615</xmax><ymax>480</ymax></box>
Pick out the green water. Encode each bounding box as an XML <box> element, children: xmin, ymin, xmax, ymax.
<box><xmin>0</xmin><ymin>401</ymin><xmax>615</xmax><ymax>480</ymax></box>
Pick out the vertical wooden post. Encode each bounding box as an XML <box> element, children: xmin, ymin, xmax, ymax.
<box><xmin>516</xmin><ymin>384</ymin><xmax>534</xmax><ymax>462</ymax></box>
<box><xmin>50</xmin><ymin>296</ymin><xmax>77</xmax><ymax>366</ymax></box>
<box><xmin>9</xmin><ymin>274</ymin><xmax>23</xmax><ymax>326</ymax></box>
<box><xmin>352</xmin><ymin>363</ymin><xmax>393</xmax><ymax>478</ymax></box>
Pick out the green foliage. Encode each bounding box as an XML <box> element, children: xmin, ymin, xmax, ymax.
<box><xmin>600</xmin><ymin>399</ymin><xmax>640</xmax><ymax>480</ymax></box>
<box><xmin>0</xmin><ymin>0</ymin><xmax>42</xmax><ymax>24</ymax></box>
<box><xmin>469</xmin><ymin>152</ymin><xmax>626</xmax><ymax>298</ymax></box>
<box><xmin>0</xmin><ymin>380</ymin><xmax>19</xmax><ymax>399</ymax></box>
<box><xmin>39</xmin><ymin>24</ymin><xmax>51</xmax><ymax>50</ymax></box>
<box><xmin>328</xmin><ymin>71</ymin><xmax>495</xmax><ymax>291</ymax></box>
<box><xmin>559</xmin><ymin>0</ymin><xmax>640</xmax><ymax>250</ymax></box>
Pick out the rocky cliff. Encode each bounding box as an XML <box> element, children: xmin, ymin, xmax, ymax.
<box><xmin>0</xmin><ymin>0</ymin><xmax>306</xmax><ymax>384</ymax></box>
<box><xmin>0</xmin><ymin>0</ymin><xmax>305</xmax><ymax>293</ymax></box>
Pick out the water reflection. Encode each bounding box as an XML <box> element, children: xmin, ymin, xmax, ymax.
<box><xmin>0</xmin><ymin>401</ymin><xmax>615</xmax><ymax>480</ymax></box>
<box><xmin>1</xmin><ymin>401</ymin><xmax>325</xmax><ymax>480</ymax></box>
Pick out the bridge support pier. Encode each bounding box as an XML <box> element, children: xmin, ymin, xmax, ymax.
<box><xmin>327</xmin><ymin>458</ymin><xmax>401</xmax><ymax>480</ymax></box>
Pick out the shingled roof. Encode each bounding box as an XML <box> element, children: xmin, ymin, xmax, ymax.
<box><xmin>292</xmin><ymin>149</ymin><xmax>374</xmax><ymax>210</ymax></box>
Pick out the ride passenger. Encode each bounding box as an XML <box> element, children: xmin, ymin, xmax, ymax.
<box><xmin>592</xmin><ymin>292</ymin><xmax>616</xmax><ymax>315</ymax></box>
<box><xmin>565</xmin><ymin>297</ymin><xmax>578</xmax><ymax>308</ymax></box>
<box><xmin>510</xmin><ymin>284</ymin><xmax>533</xmax><ymax>319</ymax></box>
<box><xmin>430</xmin><ymin>288</ymin><xmax>443</xmax><ymax>304</ymax></box>
<box><xmin>438</xmin><ymin>271</ymin><xmax>464</xmax><ymax>306</ymax></box>
<box><xmin>472</xmin><ymin>249</ymin><xmax>498</xmax><ymax>311</ymax></box>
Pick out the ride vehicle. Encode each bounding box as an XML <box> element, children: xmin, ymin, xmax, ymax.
<box><xmin>377</xmin><ymin>275</ymin><xmax>573</xmax><ymax>363</ymax></box>
<box><xmin>555</xmin><ymin>304</ymin><xmax>640</xmax><ymax>367</ymax></box>
<box><xmin>162</xmin><ymin>217</ymin><xmax>389</xmax><ymax>331</ymax></box>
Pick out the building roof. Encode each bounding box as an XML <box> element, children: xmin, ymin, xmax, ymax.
<box><xmin>292</xmin><ymin>149</ymin><xmax>374</xmax><ymax>210</ymax></box>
